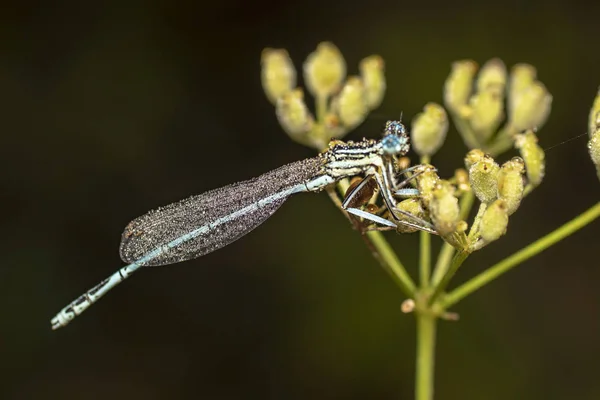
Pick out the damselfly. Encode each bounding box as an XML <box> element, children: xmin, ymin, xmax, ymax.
<box><xmin>51</xmin><ymin>120</ymin><xmax>435</xmax><ymax>329</ymax></box>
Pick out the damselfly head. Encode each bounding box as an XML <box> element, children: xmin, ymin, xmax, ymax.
<box><xmin>382</xmin><ymin>120</ymin><xmax>410</xmax><ymax>156</ymax></box>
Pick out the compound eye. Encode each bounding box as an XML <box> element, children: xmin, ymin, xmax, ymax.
<box><xmin>382</xmin><ymin>134</ymin><xmax>404</xmax><ymax>155</ymax></box>
<box><xmin>385</xmin><ymin>120</ymin><xmax>407</xmax><ymax>136</ymax></box>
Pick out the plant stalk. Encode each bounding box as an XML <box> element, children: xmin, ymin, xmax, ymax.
<box><xmin>366</xmin><ymin>230</ymin><xmax>416</xmax><ymax>297</ymax></box>
<box><xmin>415</xmin><ymin>313</ymin><xmax>437</xmax><ymax>400</ymax></box>
<box><xmin>441</xmin><ymin>202</ymin><xmax>600</xmax><ymax>308</ymax></box>
<box><xmin>429</xmin><ymin>250</ymin><xmax>470</xmax><ymax>305</ymax></box>
<box><xmin>420</xmin><ymin>155</ymin><xmax>432</xmax><ymax>288</ymax></box>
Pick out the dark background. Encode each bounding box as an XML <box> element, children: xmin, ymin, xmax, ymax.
<box><xmin>2</xmin><ymin>1</ymin><xmax>600</xmax><ymax>399</ymax></box>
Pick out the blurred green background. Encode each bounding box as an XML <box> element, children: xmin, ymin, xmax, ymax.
<box><xmin>2</xmin><ymin>1</ymin><xmax>600</xmax><ymax>399</ymax></box>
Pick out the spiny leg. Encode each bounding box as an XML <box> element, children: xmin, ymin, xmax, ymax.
<box><xmin>339</xmin><ymin>164</ymin><xmax>437</xmax><ymax>234</ymax></box>
<box><xmin>346</xmin><ymin>207</ymin><xmax>398</xmax><ymax>228</ymax></box>
<box><xmin>376</xmin><ymin>168</ymin><xmax>436</xmax><ymax>231</ymax></box>
<box><xmin>346</xmin><ymin>207</ymin><xmax>436</xmax><ymax>233</ymax></box>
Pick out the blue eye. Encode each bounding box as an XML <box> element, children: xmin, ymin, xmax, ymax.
<box><xmin>385</xmin><ymin>121</ymin><xmax>406</xmax><ymax>136</ymax></box>
<box><xmin>382</xmin><ymin>134</ymin><xmax>406</xmax><ymax>155</ymax></box>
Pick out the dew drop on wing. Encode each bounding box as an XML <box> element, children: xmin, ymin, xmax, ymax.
<box><xmin>119</xmin><ymin>157</ymin><xmax>323</xmax><ymax>267</ymax></box>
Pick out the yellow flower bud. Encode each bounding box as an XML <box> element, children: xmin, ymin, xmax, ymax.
<box><xmin>456</xmin><ymin>220</ymin><xmax>469</xmax><ymax>234</ymax></box>
<box><xmin>468</xmin><ymin>87</ymin><xmax>504</xmax><ymax>143</ymax></box>
<box><xmin>514</xmin><ymin>129</ymin><xmax>545</xmax><ymax>187</ymax></box>
<box><xmin>509</xmin><ymin>81</ymin><xmax>552</xmax><ymax>131</ymax></box>
<box><xmin>464</xmin><ymin>149</ymin><xmax>486</xmax><ymax>170</ymax></box>
<box><xmin>330</xmin><ymin>76</ymin><xmax>368</xmax><ymax>130</ymax></box>
<box><xmin>303</xmin><ymin>42</ymin><xmax>346</xmax><ymax>98</ymax></box>
<box><xmin>508</xmin><ymin>63</ymin><xmax>537</xmax><ymax>114</ymax></box>
<box><xmin>275</xmin><ymin>88</ymin><xmax>315</xmax><ymax>139</ymax></box>
<box><xmin>480</xmin><ymin>199</ymin><xmax>509</xmax><ymax>243</ymax></box>
<box><xmin>359</xmin><ymin>55</ymin><xmax>386</xmax><ymax>110</ymax></box>
<box><xmin>588</xmin><ymin>130</ymin><xmax>600</xmax><ymax>181</ymax></box>
<box><xmin>476</xmin><ymin>58</ymin><xmax>507</xmax><ymax>92</ymax></box>
<box><xmin>444</xmin><ymin>60</ymin><xmax>478</xmax><ymax>113</ymax></box>
<box><xmin>394</xmin><ymin>198</ymin><xmax>427</xmax><ymax>233</ymax></box>
<box><xmin>469</xmin><ymin>157</ymin><xmax>500</xmax><ymax>203</ymax></box>
<box><xmin>430</xmin><ymin>180</ymin><xmax>460</xmax><ymax>236</ymax></box>
<box><xmin>589</xmin><ymin>87</ymin><xmax>600</xmax><ymax>137</ymax></box>
<box><xmin>260</xmin><ymin>48</ymin><xmax>297</xmax><ymax>104</ymax></box>
<box><xmin>411</xmin><ymin>102</ymin><xmax>449</xmax><ymax>157</ymax></box>
<box><xmin>497</xmin><ymin>157</ymin><xmax>525</xmax><ymax>215</ymax></box>
<box><xmin>415</xmin><ymin>165</ymin><xmax>440</xmax><ymax>208</ymax></box>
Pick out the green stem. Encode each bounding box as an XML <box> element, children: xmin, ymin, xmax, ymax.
<box><xmin>316</xmin><ymin>94</ymin><xmax>328</xmax><ymax>122</ymax></box>
<box><xmin>420</xmin><ymin>156</ymin><xmax>431</xmax><ymax>288</ymax></box>
<box><xmin>366</xmin><ymin>230</ymin><xmax>417</xmax><ymax>297</ymax></box>
<box><xmin>467</xmin><ymin>202</ymin><xmax>487</xmax><ymax>242</ymax></box>
<box><xmin>441</xmin><ymin>202</ymin><xmax>600</xmax><ymax>308</ymax></box>
<box><xmin>431</xmin><ymin>192</ymin><xmax>475</xmax><ymax>286</ymax></box>
<box><xmin>429</xmin><ymin>250</ymin><xmax>470</xmax><ymax>305</ymax></box>
<box><xmin>431</xmin><ymin>242</ymin><xmax>454</xmax><ymax>287</ymax></box>
<box><xmin>415</xmin><ymin>313</ymin><xmax>437</xmax><ymax>400</ymax></box>
<box><xmin>459</xmin><ymin>191</ymin><xmax>476</xmax><ymax>221</ymax></box>
<box><xmin>420</xmin><ymin>230</ymin><xmax>431</xmax><ymax>288</ymax></box>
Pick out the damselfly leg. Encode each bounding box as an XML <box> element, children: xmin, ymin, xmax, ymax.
<box><xmin>344</xmin><ymin>162</ymin><xmax>438</xmax><ymax>234</ymax></box>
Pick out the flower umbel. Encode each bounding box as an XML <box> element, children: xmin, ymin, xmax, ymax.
<box><xmin>262</xmin><ymin>42</ymin><xmax>385</xmax><ymax>151</ymax></box>
<box><xmin>443</xmin><ymin>58</ymin><xmax>552</xmax><ymax>156</ymax></box>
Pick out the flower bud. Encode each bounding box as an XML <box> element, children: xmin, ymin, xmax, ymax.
<box><xmin>497</xmin><ymin>157</ymin><xmax>525</xmax><ymax>215</ymax></box>
<box><xmin>359</xmin><ymin>55</ymin><xmax>386</xmax><ymax>110</ymax></box>
<box><xmin>410</xmin><ymin>103</ymin><xmax>448</xmax><ymax>157</ymax></box>
<box><xmin>588</xmin><ymin>130</ymin><xmax>600</xmax><ymax>181</ymax></box>
<box><xmin>480</xmin><ymin>199</ymin><xmax>509</xmax><ymax>243</ymax></box>
<box><xmin>275</xmin><ymin>88</ymin><xmax>315</xmax><ymax>138</ymax></box>
<box><xmin>514</xmin><ymin>129</ymin><xmax>545</xmax><ymax>187</ymax></box>
<box><xmin>456</xmin><ymin>220</ymin><xmax>469</xmax><ymax>234</ymax></box>
<box><xmin>430</xmin><ymin>180</ymin><xmax>460</xmax><ymax>236</ymax></box>
<box><xmin>476</xmin><ymin>58</ymin><xmax>507</xmax><ymax>92</ymax></box>
<box><xmin>509</xmin><ymin>81</ymin><xmax>552</xmax><ymax>131</ymax></box>
<box><xmin>395</xmin><ymin>198</ymin><xmax>427</xmax><ymax>233</ymax></box>
<box><xmin>303</xmin><ymin>42</ymin><xmax>346</xmax><ymax>98</ymax></box>
<box><xmin>444</xmin><ymin>60</ymin><xmax>478</xmax><ymax>113</ymax></box>
<box><xmin>508</xmin><ymin>63</ymin><xmax>537</xmax><ymax>115</ymax></box>
<box><xmin>589</xmin><ymin>87</ymin><xmax>600</xmax><ymax>137</ymax></box>
<box><xmin>415</xmin><ymin>165</ymin><xmax>440</xmax><ymax>208</ymax></box>
<box><xmin>464</xmin><ymin>149</ymin><xmax>486</xmax><ymax>170</ymax></box>
<box><xmin>468</xmin><ymin>87</ymin><xmax>504</xmax><ymax>143</ymax></box>
<box><xmin>469</xmin><ymin>157</ymin><xmax>500</xmax><ymax>203</ymax></box>
<box><xmin>330</xmin><ymin>76</ymin><xmax>368</xmax><ymax>130</ymax></box>
<box><xmin>261</xmin><ymin>48</ymin><xmax>297</xmax><ymax>104</ymax></box>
